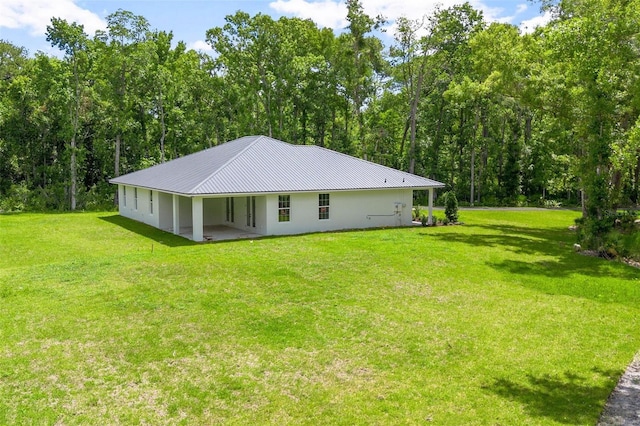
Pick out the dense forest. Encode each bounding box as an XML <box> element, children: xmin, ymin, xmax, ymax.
<box><xmin>0</xmin><ymin>0</ymin><xmax>639</xmax><ymax>252</ymax></box>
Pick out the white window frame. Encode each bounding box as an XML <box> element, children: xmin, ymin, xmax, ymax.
<box><xmin>318</xmin><ymin>193</ymin><xmax>330</xmax><ymax>220</ymax></box>
<box><xmin>278</xmin><ymin>195</ymin><xmax>291</xmax><ymax>222</ymax></box>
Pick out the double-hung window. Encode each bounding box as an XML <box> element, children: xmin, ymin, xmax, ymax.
<box><xmin>318</xmin><ymin>193</ymin><xmax>330</xmax><ymax>220</ymax></box>
<box><xmin>278</xmin><ymin>195</ymin><xmax>290</xmax><ymax>222</ymax></box>
<box><xmin>149</xmin><ymin>191</ymin><xmax>154</xmax><ymax>214</ymax></box>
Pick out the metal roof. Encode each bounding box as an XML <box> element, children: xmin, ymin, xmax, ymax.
<box><xmin>109</xmin><ymin>135</ymin><xmax>445</xmax><ymax>195</ymax></box>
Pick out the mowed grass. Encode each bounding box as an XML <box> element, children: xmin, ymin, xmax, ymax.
<box><xmin>0</xmin><ymin>210</ymin><xmax>639</xmax><ymax>425</ymax></box>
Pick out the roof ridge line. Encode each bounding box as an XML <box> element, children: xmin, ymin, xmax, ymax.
<box><xmin>188</xmin><ymin>136</ymin><xmax>266</xmax><ymax>194</ymax></box>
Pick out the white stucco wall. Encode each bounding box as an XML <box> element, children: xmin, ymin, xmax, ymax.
<box><xmin>118</xmin><ymin>185</ymin><xmax>159</xmax><ymax>228</ymax></box>
<box><xmin>158</xmin><ymin>192</ymin><xmax>173</xmax><ymax>231</ymax></box>
<box><xmin>177</xmin><ymin>195</ymin><xmax>192</xmax><ymax>228</ymax></box>
<box><xmin>265</xmin><ymin>189</ymin><xmax>413</xmax><ymax>236</ymax></box>
<box><xmin>118</xmin><ymin>186</ymin><xmax>416</xmax><ymax>240</ymax></box>
<box><xmin>203</xmin><ymin>198</ymin><xmax>225</xmax><ymax>226</ymax></box>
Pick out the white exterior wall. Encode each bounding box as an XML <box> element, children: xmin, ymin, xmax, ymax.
<box><xmin>203</xmin><ymin>198</ymin><xmax>225</xmax><ymax>226</ymax></box>
<box><xmin>158</xmin><ymin>192</ymin><xmax>173</xmax><ymax>231</ymax></box>
<box><xmin>265</xmin><ymin>189</ymin><xmax>413</xmax><ymax>236</ymax></box>
<box><xmin>118</xmin><ymin>185</ymin><xmax>159</xmax><ymax>228</ymax></box>
<box><xmin>117</xmin><ymin>186</ymin><xmax>415</xmax><ymax>240</ymax></box>
<box><xmin>178</xmin><ymin>196</ymin><xmax>192</xmax><ymax>228</ymax></box>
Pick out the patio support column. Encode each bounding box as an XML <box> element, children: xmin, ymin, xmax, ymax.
<box><xmin>428</xmin><ymin>188</ymin><xmax>434</xmax><ymax>225</ymax></box>
<box><xmin>192</xmin><ymin>197</ymin><xmax>203</xmax><ymax>242</ymax></box>
<box><xmin>172</xmin><ymin>194</ymin><xmax>180</xmax><ymax>235</ymax></box>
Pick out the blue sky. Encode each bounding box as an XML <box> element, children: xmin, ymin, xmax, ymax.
<box><xmin>0</xmin><ymin>0</ymin><xmax>551</xmax><ymax>56</ymax></box>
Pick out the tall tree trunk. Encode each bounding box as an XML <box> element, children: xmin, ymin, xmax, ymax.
<box><xmin>70</xmin><ymin>134</ymin><xmax>77</xmax><ymax>211</ymax></box>
<box><xmin>433</xmin><ymin>99</ymin><xmax>446</xmax><ymax>179</ymax></box>
<box><xmin>317</xmin><ymin>120</ymin><xmax>326</xmax><ymax>147</ymax></box>
<box><xmin>292</xmin><ymin>104</ymin><xmax>298</xmax><ymax>144</ymax></box>
<box><xmin>498</xmin><ymin>115</ymin><xmax>507</xmax><ymax>188</ymax></box>
<box><xmin>331</xmin><ymin>107</ymin><xmax>337</xmax><ymax>147</ymax></box>
<box><xmin>113</xmin><ymin>134</ymin><xmax>121</xmax><ymax>205</ymax></box>
<box><xmin>456</xmin><ymin>109</ymin><xmax>465</xmax><ymax>192</ymax></box>
<box><xmin>633</xmin><ymin>154</ymin><xmax>640</xmax><ymax>204</ymax></box>
<box><xmin>399</xmin><ymin>118</ymin><xmax>410</xmax><ymax>168</ymax></box>
<box><xmin>114</xmin><ymin>134</ymin><xmax>121</xmax><ymax>177</ymax></box>
<box><xmin>158</xmin><ymin>87</ymin><xmax>166</xmax><ymax>163</ymax></box>
<box><xmin>69</xmin><ymin>58</ymin><xmax>81</xmax><ymax>211</ymax></box>
<box><xmin>477</xmin><ymin>108</ymin><xmax>489</xmax><ymax>204</ymax></box>
<box><xmin>408</xmin><ymin>68</ymin><xmax>425</xmax><ymax>174</ymax></box>
<box><xmin>301</xmin><ymin>108</ymin><xmax>307</xmax><ymax>144</ymax></box>
<box><xmin>69</xmin><ymin>107</ymin><xmax>79</xmax><ymax>211</ymax></box>
<box><xmin>470</xmin><ymin>144</ymin><xmax>475</xmax><ymax>207</ymax></box>
<box><xmin>470</xmin><ymin>111</ymin><xmax>480</xmax><ymax>207</ymax></box>
<box><xmin>267</xmin><ymin>91</ymin><xmax>273</xmax><ymax>137</ymax></box>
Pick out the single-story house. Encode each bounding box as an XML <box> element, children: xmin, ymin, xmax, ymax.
<box><xmin>109</xmin><ymin>135</ymin><xmax>445</xmax><ymax>241</ymax></box>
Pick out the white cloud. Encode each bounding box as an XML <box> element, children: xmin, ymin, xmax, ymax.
<box><xmin>0</xmin><ymin>0</ymin><xmax>106</xmax><ymax>36</ymax></box>
<box><xmin>268</xmin><ymin>0</ymin><xmax>534</xmax><ymax>37</ymax></box>
<box><xmin>270</xmin><ymin>0</ymin><xmax>348</xmax><ymax>29</ymax></box>
<box><xmin>188</xmin><ymin>40</ymin><xmax>213</xmax><ymax>52</ymax></box>
<box><xmin>519</xmin><ymin>11</ymin><xmax>552</xmax><ymax>34</ymax></box>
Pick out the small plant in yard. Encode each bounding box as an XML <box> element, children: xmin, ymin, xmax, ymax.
<box><xmin>543</xmin><ymin>198</ymin><xmax>563</xmax><ymax>208</ymax></box>
<box><xmin>443</xmin><ymin>191</ymin><xmax>459</xmax><ymax>223</ymax></box>
<box><xmin>413</xmin><ymin>205</ymin><xmax>422</xmax><ymax>221</ymax></box>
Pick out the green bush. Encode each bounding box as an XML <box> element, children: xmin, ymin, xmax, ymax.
<box><xmin>443</xmin><ymin>191</ymin><xmax>459</xmax><ymax>223</ymax></box>
<box><xmin>622</xmin><ymin>230</ymin><xmax>640</xmax><ymax>260</ymax></box>
<box><xmin>80</xmin><ymin>183</ymin><xmax>117</xmax><ymax>211</ymax></box>
<box><xmin>541</xmin><ymin>198</ymin><xmax>562</xmax><ymax>208</ymax></box>
<box><xmin>576</xmin><ymin>210</ymin><xmax>639</xmax><ymax>259</ymax></box>
<box><xmin>0</xmin><ymin>183</ymin><xmax>30</xmax><ymax>213</ymax></box>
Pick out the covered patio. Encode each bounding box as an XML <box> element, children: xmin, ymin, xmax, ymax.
<box><xmin>172</xmin><ymin>224</ymin><xmax>263</xmax><ymax>242</ymax></box>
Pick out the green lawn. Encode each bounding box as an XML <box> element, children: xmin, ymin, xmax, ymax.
<box><xmin>1</xmin><ymin>210</ymin><xmax>638</xmax><ymax>425</ymax></box>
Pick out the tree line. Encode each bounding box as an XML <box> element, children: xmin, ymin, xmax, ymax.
<box><xmin>0</xmin><ymin>0</ymin><xmax>639</xmax><ymax>245</ymax></box>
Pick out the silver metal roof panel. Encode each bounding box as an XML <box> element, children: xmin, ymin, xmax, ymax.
<box><xmin>110</xmin><ymin>135</ymin><xmax>445</xmax><ymax>195</ymax></box>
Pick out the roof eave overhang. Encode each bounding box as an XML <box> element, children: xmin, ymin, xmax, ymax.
<box><xmin>111</xmin><ymin>182</ymin><xmax>445</xmax><ymax>197</ymax></box>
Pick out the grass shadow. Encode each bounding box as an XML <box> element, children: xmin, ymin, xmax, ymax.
<box><xmin>99</xmin><ymin>214</ymin><xmax>196</xmax><ymax>248</ymax></box>
<box><xmin>488</xmin><ymin>368</ymin><xmax>621</xmax><ymax>424</ymax></box>
<box><xmin>423</xmin><ymin>224</ymin><xmax>638</xmax><ymax>279</ymax></box>
<box><xmin>422</xmin><ymin>224</ymin><xmax>640</xmax><ymax>307</ymax></box>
